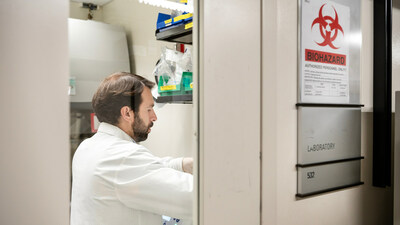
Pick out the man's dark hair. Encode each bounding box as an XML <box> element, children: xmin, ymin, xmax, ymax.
<box><xmin>92</xmin><ymin>72</ymin><xmax>155</xmax><ymax>125</ymax></box>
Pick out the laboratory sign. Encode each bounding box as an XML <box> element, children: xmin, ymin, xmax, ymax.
<box><xmin>300</xmin><ymin>0</ymin><xmax>350</xmax><ymax>104</ymax></box>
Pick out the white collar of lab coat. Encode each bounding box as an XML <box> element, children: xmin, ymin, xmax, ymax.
<box><xmin>97</xmin><ymin>122</ymin><xmax>135</xmax><ymax>143</ymax></box>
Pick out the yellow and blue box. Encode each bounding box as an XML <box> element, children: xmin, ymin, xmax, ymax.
<box><xmin>156</xmin><ymin>12</ymin><xmax>193</xmax><ymax>31</ymax></box>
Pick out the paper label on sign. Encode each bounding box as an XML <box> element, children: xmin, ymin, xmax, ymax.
<box><xmin>300</xmin><ymin>0</ymin><xmax>350</xmax><ymax>103</ymax></box>
<box><xmin>160</xmin><ymin>85</ymin><xmax>177</xmax><ymax>91</ymax></box>
<box><xmin>190</xmin><ymin>83</ymin><xmax>193</xmax><ymax>89</ymax></box>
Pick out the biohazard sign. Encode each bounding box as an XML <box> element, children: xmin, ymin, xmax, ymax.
<box><xmin>300</xmin><ymin>0</ymin><xmax>350</xmax><ymax>103</ymax></box>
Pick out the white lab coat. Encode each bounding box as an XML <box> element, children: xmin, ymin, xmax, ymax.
<box><xmin>70</xmin><ymin>122</ymin><xmax>193</xmax><ymax>225</ymax></box>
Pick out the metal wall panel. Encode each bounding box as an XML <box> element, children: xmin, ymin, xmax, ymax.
<box><xmin>0</xmin><ymin>1</ymin><xmax>70</xmax><ymax>224</ymax></box>
<box><xmin>298</xmin><ymin>107</ymin><xmax>361</xmax><ymax>164</ymax></box>
<box><xmin>297</xmin><ymin>160</ymin><xmax>362</xmax><ymax>196</ymax></box>
<box><xmin>199</xmin><ymin>0</ymin><xmax>261</xmax><ymax>224</ymax></box>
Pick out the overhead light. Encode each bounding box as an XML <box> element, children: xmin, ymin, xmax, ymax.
<box><xmin>138</xmin><ymin>0</ymin><xmax>193</xmax><ymax>13</ymax></box>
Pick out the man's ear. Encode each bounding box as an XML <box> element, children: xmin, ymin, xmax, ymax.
<box><xmin>120</xmin><ymin>106</ymin><xmax>134</xmax><ymax>123</ymax></box>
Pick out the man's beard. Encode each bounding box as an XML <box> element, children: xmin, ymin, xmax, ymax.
<box><xmin>132</xmin><ymin>113</ymin><xmax>153</xmax><ymax>143</ymax></box>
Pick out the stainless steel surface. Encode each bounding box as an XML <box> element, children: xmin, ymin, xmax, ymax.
<box><xmin>298</xmin><ymin>106</ymin><xmax>361</xmax><ymax>164</ymax></box>
<box><xmin>297</xmin><ymin>160</ymin><xmax>361</xmax><ymax>195</ymax></box>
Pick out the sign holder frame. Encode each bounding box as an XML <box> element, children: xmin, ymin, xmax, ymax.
<box><xmin>297</xmin><ymin>0</ymin><xmax>362</xmax><ymax>197</ymax></box>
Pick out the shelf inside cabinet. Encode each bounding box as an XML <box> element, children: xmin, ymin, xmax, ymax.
<box><xmin>155</xmin><ymin>94</ymin><xmax>192</xmax><ymax>104</ymax></box>
<box><xmin>155</xmin><ymin>23</ymin><xmax>192</xmax><ymax>44</ymax></box>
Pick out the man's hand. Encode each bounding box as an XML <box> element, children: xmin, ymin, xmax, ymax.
<box><xmin>182</xmin><ymin>157</ymin><xmax>193</xmax><ymax>174</ymax></box>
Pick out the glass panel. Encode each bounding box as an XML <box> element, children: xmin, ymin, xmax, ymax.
<box><xmin>68</xmin><ymin>1</ymin><xmax>197</xmax><ymax>224</ymax></box>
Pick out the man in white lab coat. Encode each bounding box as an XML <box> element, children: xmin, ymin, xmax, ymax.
<box><xmin>70</xmin><ymin>72</ymin><xmax>193</xmax><ymax>225</ymax></box>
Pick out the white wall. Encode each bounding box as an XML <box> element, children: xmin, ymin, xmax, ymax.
<box><xmin>0</xmin><ymin>0</ymin><xmax>70</xmax><ymax>225</ymax></box>
<box><xmin>101</xmin><ymin>0</ymin><xmax>175</xmax><ymax>78</ymax></box>
<box><xmin>145</xmin><ymin>103</ymin><xmax>194</xmax><ymax>157</ymax></box>
<box><xmin>262</xmin><ymin>0</ymin><xmax>393</xmax><ymax>224</ymax></box>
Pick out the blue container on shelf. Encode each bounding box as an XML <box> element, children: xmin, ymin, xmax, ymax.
<box><xmin>156</xmin><ymin>12</ymin><xmax>193</xmax><ymax>31</ymax></box>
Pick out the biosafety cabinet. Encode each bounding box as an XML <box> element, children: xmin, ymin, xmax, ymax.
<box><xmin>68</xmin><ymin>17</ymin><xmax>131</xmax><ymax>155</ymax></box>
<box><xmin>68</xmin><ymin>18</ymin><xmax>130</xmax><ymax>103</ymax></box>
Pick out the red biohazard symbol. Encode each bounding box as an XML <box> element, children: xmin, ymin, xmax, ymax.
<box><xmin>311</xmin><ymin>4</ymin><xmax>344</xmax><ymax>49</ymax></box>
